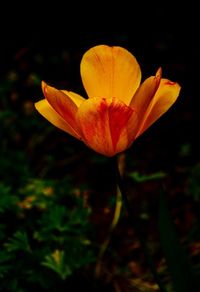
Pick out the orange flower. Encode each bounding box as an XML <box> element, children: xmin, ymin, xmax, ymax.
<box><xmin>35</xmin><ymin>45</ymin><xmax>181</xmax><ymax>156</ymax></box>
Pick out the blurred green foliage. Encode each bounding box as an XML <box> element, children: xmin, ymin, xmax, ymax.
<box><xmin>0</xmin><ymin>177</ymin><xmax>96</xmax><ymax>291</ymax></box>
<box><xmin>0</xmin><ymin>70</ymin><xmax>98</xmax><ymax>291</ymax></box>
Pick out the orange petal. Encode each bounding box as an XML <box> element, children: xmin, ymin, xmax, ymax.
<box><xmin>136</xmin><ymin>78</ymin><xmax>181</xmax><ymax>137</ymax></box>
<box><xmin>130</xmin><ymin>68</ymin><xmax>161</xmax><ymax>109</ymax></box>
<box><xmin>61</xmin><ymin>90</ymin><xmax>85</xmax><ymax>107</ymax></box>
<box><xmin>130</xmin><ymin>67</ymin><xmax>161</xmax><ymax>123</ymax></box>
<box><xmin>125</xmin><ymin>108</ymin><xmax>140</xmax><ymax>144</ymax></box>
<box><xmin>35</xmin><ymin>99</ymin><xmax>81</xmax><ymax>139</ymax></box>
<box><xmin>108</xmin><ymin>98</ymin><xmax>135</xmax><ymax>152</ymax></box>
<box><xmin>76</xmin><ymin>97</ymin><xmax>135</xmax><ymax>156</ymax></box>
<box><xmin>42</xmin><ymin>81</ymin><xmax>80</xmax><ymax>135</ymax></box>
<box><xmin>80</xmin><ymin>45</ymin><xmax>141</xmax><ymax>105</ymax></box>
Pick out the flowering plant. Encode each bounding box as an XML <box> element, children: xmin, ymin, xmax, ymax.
<box><xmin>34</xmin><ymin>45</ymin><xmax>198</xmax><ymax>291</ymax></box>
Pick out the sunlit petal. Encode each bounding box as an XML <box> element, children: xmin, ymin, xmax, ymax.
<box><xmin>136</xmin><ymin>78</ymin><xmax>181</xmax><ymax>137</ymax></box>
<box><xmin>35</xmin><ymin>99</ymin><xmax>81</xmax><ymax>139</ymax></box>
<box><xmin>108</xmin><ymin>98</ymin><xmax>135</xmax><ymax>152</ymax></box>
<box><xmin>61</xmin><ymin>90</ymin><xmax>85</xmax><ymax>107</ymax></box>
<box><xmin>42</xmin><ymin>81</ymin><xmax>80</xmax><ymax>135</ymax></box>
<box><xmin>76</xmin><ymin>97</ymin><xmax>135</xmax><ymax>156</ymax></box>
<box><xmin>81</xmin><ymin>45</ymin><xmax>141</xmax><ymax>104</ymax></box>
<box><xmin>129</xmin><ymin>68</ymin><xmax>161</xmax><ymax>126</ymax></box>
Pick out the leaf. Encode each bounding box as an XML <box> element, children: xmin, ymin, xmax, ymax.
<box><xmin>158</xmin><ymin>189</ymin><xmax>198</xmax><ymax>292</ymax></box>
<box><xmin>0</xmin><ymin>183</ymin><xmax>18</xmax><ymax>213</ymax></box>
<box><xmin>4</xmin><ymin>230</ymin><xmax>31</xmax><ymax>252</ymax></box>
<box><xmin>128</xmin><ymin>171</ymin><xmax>167</xmax><ymax>183</ymax></box>
<box><xmin>0</xmin><ymin>251</ymin><xmax>14</xmax><ymax>278</ymax></box>
<box><xmin>42</xmin><ymin>250</ymin><xmax>72</xmax><ymax>280</ymax></box>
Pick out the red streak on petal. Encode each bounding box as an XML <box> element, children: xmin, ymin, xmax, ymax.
<box><xmin>83</xmin><ymin>98</ymin><xmax>111</xmax><ymax>154</ymax></box>
<box><xmin>43</xmin><ymin>83</ymin><xmax>77</xmax><ymax>129</ymax></box>
<box><xmin>108</xmin><ymin>100</ymin><xmax>133</xmax><ymax>151</ymax></box>
<box><xmin>98</xmin><ymin>99</ymin><xmax>108</xmax><ymax>143</ymax></box>
<box><xmin>164</xmin><ymin>81</ymin><xmax>176</xmax><ymax>85</ymax></box>
<box><xmin>99</xmin><ymin>98</ymin><xmax>107</xmax><ymax>116</ymax></box>
<box><xmin>81</xmin><ymin>98</ymin><xmax>134</xmax><ymax>155</ymax></box>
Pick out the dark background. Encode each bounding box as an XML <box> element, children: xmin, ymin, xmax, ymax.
<box><xmin>0</xmin><ymin>3</ymin><xmax>199</xmax><ymax>290</ymax></box>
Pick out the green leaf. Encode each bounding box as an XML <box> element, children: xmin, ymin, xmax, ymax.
<box><xmin>158</xmin><ymin>189</ymin><xmax>198</xmax><ymax>292</ymax></box>
<box><xmin>128</xmin><ymin>171</ymin><xmax>167</xmax><ymax>183</ymax></box>
<box><xmin>42</xmin><ymin>250</ymin><xmax>72</xmax><ymax>280</ymax></box>
<box><xmin>0</xmin><ymin>251</ymin><xmax>14</xmax><ymax>278</ymax></box>
<box><xmin>4</xmin><ymin>230</ymin><xmax>31</xmax><ymax>252</ymax></box>
<box><xmin>0</xmin><ymin>183</ymin><xmax>18</xmax><ymax>213</ymax></box>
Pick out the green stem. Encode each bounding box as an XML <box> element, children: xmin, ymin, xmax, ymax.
<box><xmin>94</xmin><ymin>185</ymin><xmax>122</xmax><ymax>278</ymax></box>
<box><xmin>114</xmin><ymin>156</ymin><xmax>167</xmax><ymax>292</ymax></box>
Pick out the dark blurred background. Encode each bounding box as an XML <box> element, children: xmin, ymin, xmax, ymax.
<box><xmin>0</xmin><ymin>3</ymin><xmax>199</xmax><ymax>291</ymax></box>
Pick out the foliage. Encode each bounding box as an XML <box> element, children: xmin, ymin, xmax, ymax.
<box><xmin>0</xmin><ymin>178</ymin><xmax>96</xmax><ymax>291</ymax></box>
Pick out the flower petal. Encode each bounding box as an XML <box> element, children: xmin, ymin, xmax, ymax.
<box><xmin>136</xmin><ymin>78</ymin><xmax>181</xmax><ymax>137</ymax></box>
<box><xmin>129</xmin><ymin>68</ymin><xmax>161</xmax><ymax>129</ymax></box>
<box><xmin>61</xmin><ymin>90</ymin><xmax>85</xmax><ymax>107</ymax></box>
<box><xmin>108</xmin><ymin>98</ymin><xmax>135</xmax><ymax>152</ymax></box>
<box><xmin>35</xmin><ymin>99</ymin><xmax>81</xmax><ymax>139</ymax></box>
<box><xmin>80</xmin><ymin>45</ymin><xmax>141</xmax><ymax>104</ymax></box>
<box><xmin>42</xmin><ymin>81</ymin><xmax>80</xmax><ymax>135</ymax></box>
<box><xmin>130</xmin><ymin>68</ymin><xmax>162</xmax><ymax>111</ymax></box>
<box><xmin>76</xmin><ymin>97</ymin><xmax>135</xmax><ymax>156</ymax></box>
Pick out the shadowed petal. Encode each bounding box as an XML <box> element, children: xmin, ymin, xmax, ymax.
<box><xmin>130</xmin><ymin>68</ymin><xmax>162</xmax><ymax>113</ymax></box>
<box><xmin>76</xmin><ymin>97</ymin><xmax>135</xmax><ymax>156</ymax></box>
<box><xmin>81</xmin><ymin>45</ymin><xmax>141</xmax><ymax>105</ymax></box>
<box><xmin>35</xmin><ymin>99</ymin><xmax>81</xmax><ymax>139</ymax></box>
<box><xmin>136</xmin><ymin>78</ymin><xmax>181</xmax><ymax>137</ymax></box>
<box><xmin>61</xmin><ymin>90</ymin><xmax>85</xmax><ymax>107</ymax></box>
<box><xmin>125</xmin><ymin>108</ymin><xmax>139</xmax><ymax>144</ymax></box>
<box><xmin>42</xmin><ymin>81</ymin><xmax>80</xmax><ymax>135</ymax></box>
<box><xmin>108</xmin><ymin>98</ymin><xmax>135</xmax><ymax>152</ymax></box>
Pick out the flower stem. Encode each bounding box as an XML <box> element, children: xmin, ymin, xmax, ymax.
<box><xmin>94</xmin><ymin>185</ymin><xmax>122</xmax><ymax>278</ymax></box>
<box><xmin>94</xmin><ymin>154</ymin><xmax>126</xmax><ymax>278</ymax></box>
<box><xmin>114</xmin><ymin>155</ymin><xmax>167</xmax><ymax>292</ymax></box>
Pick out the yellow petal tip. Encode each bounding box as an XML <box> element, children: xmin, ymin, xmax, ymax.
<box><xmin>41</xmin><ymin>80</ymin><xmax>48</xmax><ymax>94</ymax></box>
<box><xmin>156</xmin><ymin>67</ymin><xmax>162</xmax><ymax>78</ymax></box>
